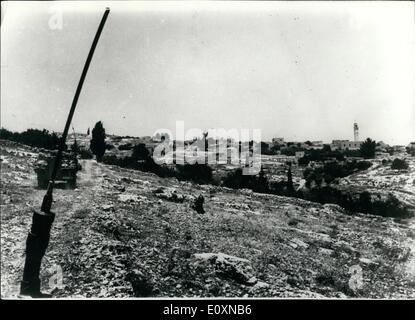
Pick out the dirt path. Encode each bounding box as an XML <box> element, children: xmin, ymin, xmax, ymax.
<box><xmin>0</xmin><ymin>159</ymin><xmax>104</xmax><ymax>298</ymax></box>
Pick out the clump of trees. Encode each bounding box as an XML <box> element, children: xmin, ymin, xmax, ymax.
<box><xmin>132</xmin><ymin>143</ymin><xmax>150</xmax><ymax>160</ymax></box>
<box><xmin>176</xmin><ymin>164</ymin><xmax>213</xmax><ymax>184</ymax></box>
<box><xmin>359</xmin><ymin>138</ymin><xmax>376</xmax><ymax>159</ymax></box>
<box><xmin>406</xmin><ymin>147</ymin><xmax>415</xmax><ymax>156</ymax></box>
<box><xmin>118</xmin><ymin>143</ymin><xmax>133</xmax><ymax>151</ymax></box>
<box><xmin>303</xmin><ymin>160</ymin><xmax>372</xmax><ymax>187</ymax></box>
<box><xmin>298</xmin><ymin>146</ymin><xmax>346</xmax><ymax>166</ymax></box>
<box><xmin>71</xmin><ymin>140</ymin><xmax>80</xmax><ymax>154</ymax></box>
<box><xmin>222</xmin><ymin>165</ymin><xmax>295</xmax><ymax>196</ymax></box>
<box><xmin>102</xmin><ymin>143</ymin><xmax>213</xmax><ymax>183</ymax></box>
<box><xmin>303</xmin><ymin>188</ymin><xmax>411</xmax><ymax>218</ymax></box>
<box><xmin>222</xmin><ymin>167</ymin><xmax>267</xmax><ymax>191</ymax></box>
<box><xmin>90</xmin><ymin>121</ymin><xmax>106</xmax><ymax>162</ymax></box>
<box><xmin>391</xmin><ymin>158</ymin><xmax>409</xmax><ymax>170</ymax></box>
<box><xmin>0</xmin><ymin>128</ymin><xmax>60</xmax><ymax>150</ymax></box>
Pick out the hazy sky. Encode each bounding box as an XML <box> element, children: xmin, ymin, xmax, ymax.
<box><xmin>1</xmin><ymin>1</ymin><xmax>414</xmax><ymax>144</ymax></box>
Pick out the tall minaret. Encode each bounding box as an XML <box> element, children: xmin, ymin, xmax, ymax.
<box><xmin>353</xmin><ymin>122</ymin><xmax>359</xmax><ymax>142</ymax></box>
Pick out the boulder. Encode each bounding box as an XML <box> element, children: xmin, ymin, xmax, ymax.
<box><xmin>118</xmin><ymin>194</ymin><xmax>147</xmax><ymax>203</ymax></box>
<box><xmin>153</xmin><ymin>188</ymin><xmax>185</xmax><ymax>203</ymax></box>
<box><xmin>193</xmin><ymin>252</ymin><xmax>257</xmax><ymax>285</ymax></box>
<box><xmin>289</xmin><ymin>238</ymin><xmax>309</xmax><ymax>250</ymax></box>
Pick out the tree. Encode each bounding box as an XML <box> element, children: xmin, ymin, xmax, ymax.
<box><xmin>286</xmin><ymin>162</ymin><xmax>294</xmax><ymax>194</ymax></box>
<box><xmin>359</xmin><ymin>138</ymin><xmax>376</xmax><ymax>159</ymax></box>
<box><xmin>322</xmin><ymin>144</ymin><xmax>331</xmax><ymax>152</ymax></box>
<box><xmin>71</xmin><ymin>140</ymin><xmax>80</xmax><ymax>154</ymax></box>
<box><xmin>90</xmin><ymin>121</ymin><xmax>106</xmax><ymax>161</ymax></box>
<box><xmin>391</xmin><ymin>158</ymin><xmax>409</xmax><ymax>170</ymax></box>
<box><xmin>132</xmin><ymin>143</ymin><xmax>150</xmax><ymax>160</ymax></box>
<box><xmin>252</xmin><ymin>167</ymin><xmax>269</xmax><ymax>193</ymax></box>
<box><xmin>260</xmin><ymin>142</ymin><xmax>270</xmax><ymax>155</ymax></box>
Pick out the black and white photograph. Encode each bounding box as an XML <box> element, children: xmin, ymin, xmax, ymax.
<box><xmin>1</xmin><ymin>0</ymin><xmax>414</xmax><ymax>305</ymax></box>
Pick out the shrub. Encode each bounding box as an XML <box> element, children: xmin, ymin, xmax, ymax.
<box><xmin>105</xmin><ymin>144</ymin><xmax>115</xmax><ymax>150</ymax></box>
<box><xmin>391</xmin><ymin>158</ymin><xmax>409</xmax><ymax>170</ymax></box>
<box><xmin>79</xmin><ymin>148</ymin><xmax>93</xmax><ymax>159</ymax></box>
<box><xmin>118</xmin><ymin>143</ymin><xmax>133</xmax><ymax>151</ymax></box>
<box><xmin>0</xmin><ymin>128</ymin><xmax>60</xmax><ymax>150</ymax></box>
<box><xmin>132</xmin><ymin>143</ymin><xmax>150</xmax><ymax>160</ymax></box>
<box><xmin>302</xmin><ymin>187</ymin><xmax>412</xmax><ymax>218</ymax></box>
<box><xmin>176</xmin><ymin>163</ymin><xmax>213</xmax><ymax>184</ymax></box>
<box><xmin>303</xmin><ymin>160</ymin><xmax>372</xmax><ymax>187</ymax></box>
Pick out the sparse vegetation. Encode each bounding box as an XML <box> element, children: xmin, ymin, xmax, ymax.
<box><xmin>303</xmin><ymin>160</ymin><xmax>372</xmax><ymax>187</ymax></box>
<box><xmin>391</xmin><ymin>158</ymin><xmax>409</xmax><ymax>170</ymax></box>
<box><xmin>0</xmin><ymin>128</ymin><xmax>60</xmax><ymax>150</ymax></box>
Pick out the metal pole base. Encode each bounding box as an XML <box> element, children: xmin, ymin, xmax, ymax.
<box><xmin>20</xmin><ymin>210</ymin><xmax>55</xmax><ymax>298</ymax></box>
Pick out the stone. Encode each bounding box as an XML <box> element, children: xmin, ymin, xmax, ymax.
<box><xmin>359</xmin><ymin>257</ymin><xmax>377</xmax><ymax>265</ymax></box>
<box><xmin>102</xmin><ymin>204</ymin><xmax>114</xmax><ymax>211</ymax></box>
<box><xmin>267</xmin><ymin>264</ymin><xmax>278</xmax><ymax>272</ymax></box>
<box><xmin>290</xmin><ymin>238</ymin><xmax>309</xmax><ymax>249</ymax></box>
<box><xmin>251</xmin><ymin>281</ymin><xmax>270</xmax><ymax>291</ymax></box>
<box><xmin>118</xmin><ymin>194</ymin><xmax>147</xmax><ymax>203</ymax></box>
<box><xmin>194</xmin><ymin>252</ymin><xmax>256</xmax><ymax>285</ymax></box>
<box><xmin>319</xmin><ymin>248</ymin><xmax>334</xmax><ymax>256</ymax></box>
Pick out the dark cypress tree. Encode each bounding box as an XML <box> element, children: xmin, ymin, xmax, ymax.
<box><xmin>90</xmin><ymin>121</ymin><xmax>106</xmax><ymax>162</ymax></box>
<box><xmin>359</xmin><ymin>138</ymin><xmax>376</xmax><ymax>159</ymax></box>
<box><xmin>287</xmin><ymin>162</ymin><xmax>294</xmax><ymax>194</ymax></box>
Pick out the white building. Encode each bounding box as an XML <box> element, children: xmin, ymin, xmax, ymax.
<box><xmin>331</xmin><ymin>140</ymin><xmax>362</xmax><ymax>150</ymax></box>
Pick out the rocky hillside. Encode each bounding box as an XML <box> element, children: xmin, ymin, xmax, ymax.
<box><xmin>339</xmin><ymin>156</ymin><xmax>415</xmax><ymax>209</ymax></box>
<box><xmin>1</xmin><ymin>140</ymin><xmax>414</xmax><ymax>298</ymax></box>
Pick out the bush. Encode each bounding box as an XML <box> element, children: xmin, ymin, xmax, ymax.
<box><xmin>106</xmin><ymin>144</ymin><xmax>115</xmax><ymax>150</ymax></box>
<box><xmin>372</xmin><ymin>194</ymin><xmax>411</xmax><ymax>218</ymax></box>
<box><xmin>118</xmin><ymin>143</ymin><xmax>133</xmax><ymax>151</ymax></box>
<box><xmin>297</xmin><ymin>149</ymin><xmax>345</xmax><ymax>167</ymax></box>
<box><xmin>302</xmin><ymin>187</ymin><xmax>412</xmax><ymax>218</ymax></box>
<box><xmin>0</xmin><ymin>128</ymin><xmax>60</xmax><ymax>150</ymax></box>
<box><xmin>176</xmin><ymin>164</ymin><xmax>213</xmax><ymax>184</ymax></box>
<box><xmin>391</xmin><ymin>158</ymin><xmax>409</xmax><ymax>170</ymax></box>
<box><xmin>132</xmin><ymin>143</ymin><xmax>150</xmax><ymax>160</ymax></box>
<box><xmin>303</xmin><ymin>160</ymin><xmax>372</xmax><ymax>187</ymax></box>
<box><xmin>79</xmin><ymin>148</ymin><xmax>93</xmax><ymax>159</ymax></box>
<box><xmin>222</xmin><ymin>167</ymin><xmax>274</xmax><ymax>194</ymax></box>
<box><xmin>102</xmin><ymin>146</ymin><xmax>175</xmax><ymax>179</ymax></box>
<box><xmin>406</xmin><ymin>147</ymin><xmax>415</xmax><ymax>156</ymax></box>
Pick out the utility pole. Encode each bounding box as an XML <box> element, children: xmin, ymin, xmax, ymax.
<box><xmin>20</xmin><ymin>8</ymin><xmax>110</xmax><ymax>298</ymax></box>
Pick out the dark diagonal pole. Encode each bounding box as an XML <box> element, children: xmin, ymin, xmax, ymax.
<box><xmin>20</xmin><ymin>8</ymin><xmax>110</xmax><ymax>298</ymax></box>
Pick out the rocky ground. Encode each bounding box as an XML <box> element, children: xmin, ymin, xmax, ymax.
<box><xmin>339</xmin><ymin>154</ymin><xmax>415</xmax><ymax>208</ymax></box>
<box><xmin>1</xmin><ymin>140</ymin><xmax>415</xmax><ymax>298</ymax></box>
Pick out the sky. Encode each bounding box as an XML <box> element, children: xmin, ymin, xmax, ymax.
<box><xmin>1</xmin><ymin>1</ymin><xmax>414</xmax><ymax>145</ymax></box>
